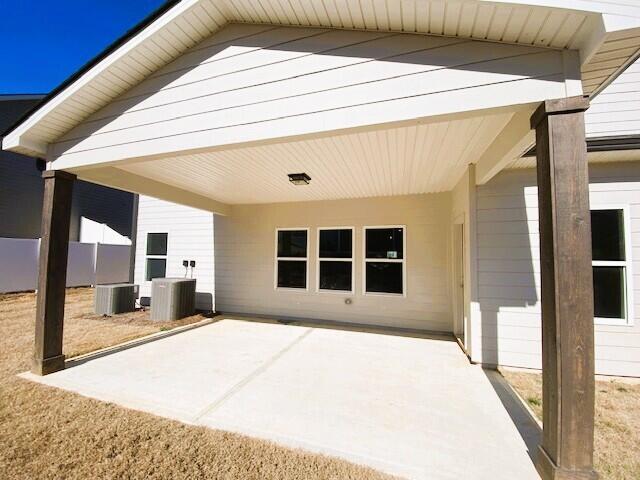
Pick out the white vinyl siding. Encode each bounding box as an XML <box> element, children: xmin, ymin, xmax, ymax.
<box><xmin>215</xmin><ymin>194</ymin><xmax>452</xmax><ymax>332</ymax></box>
<box><xmin>587</xmin><ymin>59</ymin><xmax>640</xmax><ymax>137</ymax></box>
<box><xmin>134</xmin><ymin>195</ymin><xmax>215</xmax><ymax>311</ymax></box>
<box><xmin>477</xmin><ymin>162</ymin><xmax>640</xmax><ymax>377</ymax></box>
<box><xmin>50</xmin><ymin>23</ymin><xmax>571</xmax><ymax>168</ymax></box>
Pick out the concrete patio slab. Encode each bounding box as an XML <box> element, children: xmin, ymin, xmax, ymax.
<box><xmin>21</xmin><ymin>317</ymin><xmax>541</xmax><ymax>480</ymax></box>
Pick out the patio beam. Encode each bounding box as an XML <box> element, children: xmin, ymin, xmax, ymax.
<box><xmin>32</xmin><ymin>170</ymin><xmax>76</xmax><ymax>376</ymax></box>
<box><xmin>531</xmin><ymin>97</ymin><xmax>597</xmax><ymax>480</ymax></box>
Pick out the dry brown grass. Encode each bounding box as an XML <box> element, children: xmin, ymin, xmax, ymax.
<box><xmin>502</xmin><ymin>369</ymin><xmax>640</xmax><ymax>480</ymax></box>
<box><xmin>0</xmin><ymin>288</ymin><xmax>395</xmax><ymax>480</ymax></box>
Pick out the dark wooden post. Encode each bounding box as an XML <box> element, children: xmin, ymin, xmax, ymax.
<box><xmin>32</xmin><ymin>170</ymin><xmax>76</xmax><ymax>376</ymax></box>
<box><xmin>531</xmin><ymin>97</ymin><xmax>597</xmax><ymax>480</ymax></box>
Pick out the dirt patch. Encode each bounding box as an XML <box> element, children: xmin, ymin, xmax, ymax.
<box><xmin>0</xmin><ymin>288</ymin><xmax>395</xmax><ymax>480</ymax></box>
<box><xmin>502</xmin><ymin>369</ymin><xmax>640</xmax><ymax>479</ymax></box>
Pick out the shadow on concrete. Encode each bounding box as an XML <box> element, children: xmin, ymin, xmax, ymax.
<box><xmin>65</xmin><ymin>316</ymin><xmax>218</xmax><ymax>369</ymax></box>
<box><xmin>214</xmin><ymin>311</ymin><xmax>456</xmax><ymax>342</ymax></box>
<box><xmin>483</xmin><ymin>368</ymin><xmax>542</xmax><ymax>466</ymax></box>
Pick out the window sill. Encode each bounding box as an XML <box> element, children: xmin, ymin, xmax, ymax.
<box><xmin>363</xmin><ymin>291</ymin><xmax>406</xmax><ymax>298</ymax></box>
<box><xmin>594</xmin><ymin>317</ymin><xmax>634</xmax><ymax>327</ymax></box>
<box><xmin>317</xmin><ymin>288</ymin><xmax>354</xmax><ymax>295</ymax></box>
<box><xmin>275</xmin><ymin>287</ymin><xmax>308</xmax><ymax>293</ymax></box>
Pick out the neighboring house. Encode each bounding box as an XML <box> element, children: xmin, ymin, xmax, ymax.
<box><xmin>133</xmin><ymin>195</ymin><xmax>215</xmax><ymax>310</ymax></box>
<box><xmin>6</xmin><ymin>3</ymin><xmax>640</xmax><ymax>478</ymax></box>
<box><xmin>0</xmin><ymin>95</ymin><xmax>135</xmax><ymax>242</ymax></box>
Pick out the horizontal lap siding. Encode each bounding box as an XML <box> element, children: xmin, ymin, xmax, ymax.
<box><xmin>215</xmin><ymin>194</ymin><xmax>453</xmax><ymax>331</ymax></box>
<box><xmin>50</xmin><ymin>24</ymin><xmax>567</xmax><ymax>166</ymax></box>
<box><xmin>586</xmin><ymin>60</ymin><xmax>640</xmax><ymax>137</ymax></box>
<box><xmin>478</xmin><ymin>163</ymin><xmax>640</xmax><ymax>376</ymax></box>
<box><xmin>133</xmin><ymin>196</ymin><xmax>215</xmax><ymax>311</ymax></box>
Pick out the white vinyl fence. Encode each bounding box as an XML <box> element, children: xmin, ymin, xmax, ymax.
<box><xmin>0</xmin><ymin>237</ymin><xmax>131</xmax><ymax>294</ymax></box>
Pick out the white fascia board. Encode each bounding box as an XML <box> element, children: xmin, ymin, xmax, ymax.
<box><xmin>2</xmin><ymin>0</ymin><xmax>210</xmax><ymax>158</ymax></box>
<box><xmin>2</xmin><ymin>134</ymin><xmax>47</xmax><ymax>158</ymax></box>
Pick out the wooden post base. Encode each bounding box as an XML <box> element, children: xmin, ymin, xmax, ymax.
<box><xmin>32</xmin><ymin>354</ymin><xmax>66</xmax><ymax>376</ymax></box>
<box><xmin>537</xmin><ymin>446</ymin><xmax>598</xmax><ymax>480</ymax></box>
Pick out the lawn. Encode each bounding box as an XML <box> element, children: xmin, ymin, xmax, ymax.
<box><xmin>0</xmin><ymin>288</ymin><xmax>394</xmax><ymax>480</ymax></box>
<box><xmin>502</xmin><ymin>369</ymin><xmax>640</xmax><ymax>480</ymax></box>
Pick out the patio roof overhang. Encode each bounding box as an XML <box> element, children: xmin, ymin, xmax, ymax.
<box><xmin>2</xmin><ymin>2</ymin><xmax>640</xmax><ymax>212</ymax></box>
<box><xmin>8</xmin><ymin>4</ymin><xmax>610</xmax><ymax>479</ymax></box>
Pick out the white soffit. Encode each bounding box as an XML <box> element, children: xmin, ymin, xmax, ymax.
<box><xmin>4</xmin><ymin>0</ymin><xmax>640</xmax><ymax>158</ymax></box>
<box><xmin>116</xmin><ymin>111</ymin><xmax>514</xmax><ymax>204</ymax></box>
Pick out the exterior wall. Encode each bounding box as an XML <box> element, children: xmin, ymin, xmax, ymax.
<box><xmin>0</xmin><ymin>98</ymin><xmax>45</xmax><ymax>238</ymax></box>
<box><xmin>50</xmin><ymin>23</ymin><xmax>573</xmax><ymax>168</ymax></box>
<box><xmin>215</xmin><ymin>194</ymin><xmax>452</xmax><ymax>331</ymax></box>
<box><xmin>0</xmin><ymin>98</ymin><xmax>134</xmax><ymax>241</ymax></box>
<box><xmin>0</xmin><ymin>152</ymin><xmax>134</xmax><ymax>241</ymax></box>
<box><xmin>133</xmin><ymin>195</ymin><xmax>215</xmax><ymax>311</ymax></box>
<box><xmin>586</xmin><ymin>58</ymin><xmax>640</xmax><ymax>137</ymax></box>
<box><xmin>0</xmin><ymin>152</ymin><xmax>44</xmax><ymax>238</ymax></box>
<box><xmin>477</xmin><ymin>162</ymin><xmax>640</xmax><ymax>377</ymax></box>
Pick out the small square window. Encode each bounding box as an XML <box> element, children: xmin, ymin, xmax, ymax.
<box><xmin>146</xmin><ymin>233</ymin><xmax>168</xmax><ymax>256</ymax></box>
<box><xmin>145</xmin><ymin>258</ymin><xmax>166</xmax><ymax>281</ymax></box>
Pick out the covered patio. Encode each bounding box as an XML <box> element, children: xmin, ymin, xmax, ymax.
<box><xmin>22</xmin><ymin>316</ymin><xmax>540</xmax><ymax>480</ymax></box>
<box><xmin>6</xmin><ymin>2</ymin><xmax>640</xmax><ymax>479</ymax></box>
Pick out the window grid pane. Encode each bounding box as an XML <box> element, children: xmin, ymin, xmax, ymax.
<box><xmin>365</xmin><ymin>228</ymin><xmax>404</xmax><ymax>259</ymax></box>
<box><xmin>593</xmin><ymin>266</ymin><xmax>626</xmax><ymax>319</ymax></box>
<box><xmin>319</xmin><ymin>229</ymin><xmax>352</xmax><ymax>259</ymax></box>
<box><xmin>319</xmin><ymin>260</ymin><xmax>352</xmax><ymax>291</ymax></box>
<box><xmin>591</xmin><ymin>209</ymin><xmax>625</xmax><ymax>261</ymax></box>
<box><xmin>277</xmin><ymin>260</ymin><xmax>307</xmax><ymax>289</ymax></box>
<box><xmin>145</xmin><ymin>258</ymin><xmax>166</xmax><ymax>281</ymax></box>
<box><xmin>146</xmin><ymin>233</ymin><xmax>168</xmax><ymax>256</ymax></box>
<box><xmin>277</xmin><ymin>230</ymin><xmax>307</xmax><ymax>258</ymax></box>
<box><xmin>365</xmin><ymin>262</ymin><xmax>403</xmax><ymax>294</ymax></box>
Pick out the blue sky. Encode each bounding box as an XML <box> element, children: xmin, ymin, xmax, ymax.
<box><xmin>1</xmin><ymin>0</ymin><xmax>167</xmax><ymax>94</ymax></box>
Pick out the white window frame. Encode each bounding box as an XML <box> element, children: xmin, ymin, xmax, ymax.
<box><xmin>316</xmin><ymin>226</ymin><xmax>355</xmax><ymax>294</ymax></box>
<box><xmin>591</xmin><ymin>205</ymin><xmax>634</xmax><ymax>326</ymax></box>
<box><xmin>362</xmin><ymin>225</ymin><xmax>407</xmax><ymax>297</ymax></box>
<box><xmin>274</xmin><ymin>227</ymin><xmax>309</xmax><ymax>292</ymax></box>
<box><xmin>145</xmin><ymin>232</ymin><xmax>168</xmax><ymax>282</ymax></box>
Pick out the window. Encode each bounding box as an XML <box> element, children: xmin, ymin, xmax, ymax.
<box><xmin>275</xmin><ymin>229</ymin><xmax>308</xmax><ymax>289</ymax></box>
<box><xmin>145</xmin><ymin>233</ymin><xmax>167</xmax><ymax>281</ymax></box>
<box><xmin>317</xmin><ymin>228</ymin><xmax>353</xmax><ymax>292</ymax></box>
<box><xmin>363</xmin><ymin>226</ymin><xmax>405</xmax><ymax>295</ymax></box>
<box><xmin>591</xmin><ymin>207</ymin><xmax>633</xmax><ymax>324</ymax></box>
